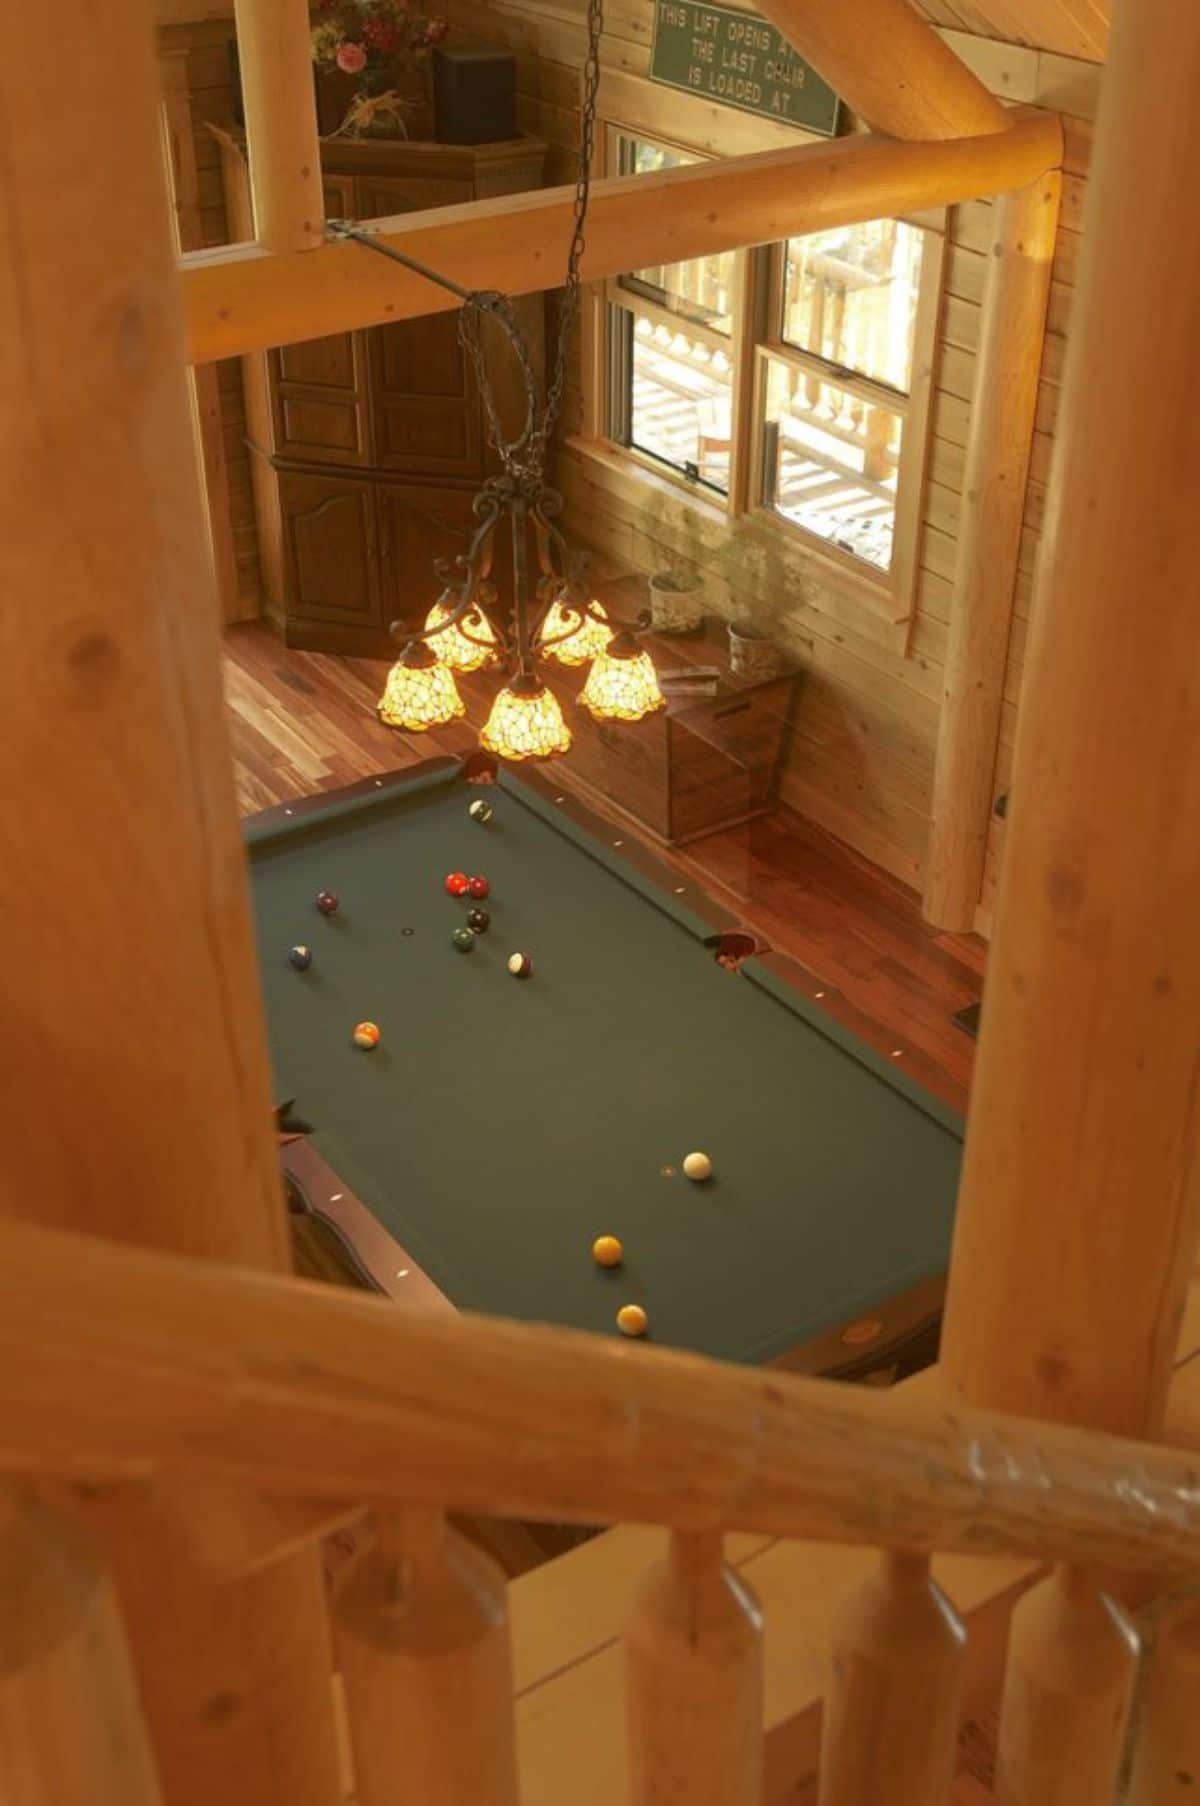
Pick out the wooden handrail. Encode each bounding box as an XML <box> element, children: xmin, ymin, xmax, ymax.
<box><xmin>2</xmin><ymin>1214</ymin><xmax>1199</xmax><ymax>1576</ymax></box>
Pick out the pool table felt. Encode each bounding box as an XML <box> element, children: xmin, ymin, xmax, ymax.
<box><xmin>248</xmin><ymin>761</ymin><xmax>963</xmax><ymax>1366</ymax></box>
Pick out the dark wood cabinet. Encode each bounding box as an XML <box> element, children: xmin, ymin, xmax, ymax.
<box><xmin>214</xmin><ymin>133</ymin><xmax>547</xmax><ymax>656</ymax></box>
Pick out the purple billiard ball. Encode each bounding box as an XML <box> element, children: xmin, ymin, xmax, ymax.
<box><xmin>466</xmin><ymin>907</ymin><xmax>490</xmax><ymax>935</ymax></box>
<box><xmin>315</xmin><ymin>890</ymin><xmax>339</xmax><ymax>916</ymax></box>
<box><xmin>288</xmin><ymin>944</ymin><xmax>313</xmax><ymax>971</ymax></box>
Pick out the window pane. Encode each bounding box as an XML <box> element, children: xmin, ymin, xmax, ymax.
<box><xmin>761</xmin><ymin>356</ymin><xmax>900</xmax><ymax>571</ymax></box>
<box><xmin>628</xmin><ymin>313</ymin><xmax>733</xmax><ymax>496</ymax></box>
<box><xmin>617</xmin><ymin>135</ymin><xmax>734</xmax><ymax>334</ymax></box>
<box><xmin>781</xmin><ymin>220</ymin><xmax>925</xmax><ymax>393</ymax></box>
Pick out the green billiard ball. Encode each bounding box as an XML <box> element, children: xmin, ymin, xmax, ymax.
<box><xmin>452</xmin><ymin>926</ymin><xmax>476</xmax><ymax>952</ymax></box>
<box><xmin>468</xmin><ymin>798</ymin><xmax>493</xmax><ymax>823</ymax></box>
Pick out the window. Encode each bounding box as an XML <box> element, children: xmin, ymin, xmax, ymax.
<box><xmin>596</xmin><ymin>131</ymin><xmax>944</xmax><ymax>608</ymax></box>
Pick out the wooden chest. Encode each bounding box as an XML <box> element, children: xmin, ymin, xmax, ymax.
<box><xmin>558</xmin><ymin>617</ymin><xmax>797</xmax><ymax>846</ymax></box>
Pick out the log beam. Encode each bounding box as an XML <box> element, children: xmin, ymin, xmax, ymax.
<box><xmin>0</xmin><ymin>3</ymin><xmax>342</xmax><ymax>1801</ymax></box>
<box><xmin>179</xmin><ymin>114</ymin><xmax>1064</xmax><ymax>363</ymax></box>
<box><xmin>937</xmin><ymin>0</ymin><xmax>1200</xmax><ymax>1438</ymax></box>
<box><xmin>922</xmin><ymin>172</ymin><xmax>1061</xmax><ymax>930</ymax></box>
<box><xmin>232</xmin><ymin>0</ymin><xmax>323</xmax><ymax>254</ymax></box>
<box><xmin>4</xmin><ymin>1215</ymin><xmax>1200</xmax><ymax>1576</ymax></box>
<box><xmin>752</xmin><ymin>0</ymin><xmax>1008</xmax><ymax>138</ymax></box>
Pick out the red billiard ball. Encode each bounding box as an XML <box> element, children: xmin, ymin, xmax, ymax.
<box><xmin>444</xmin><ymin>872</ymin><xmax>470</xmax><ymax>897</ymax></box>
<box><xmin>467</xmin><ymin>875</ymin><xmax>490</xmax><ymax>900</ymax></box>
<box><xmin>315</xmin><ymin>890</ymin><xmax>339</xmax><ymax>916</ymax></box>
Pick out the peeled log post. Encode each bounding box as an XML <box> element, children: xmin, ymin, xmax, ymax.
<box><xmin>0</xmin><ymin>1486</ymin><xmax>162</xmax><ymax>1806</ymax></box>
<box><xmin>818</xmin><ymin>1554</ymin><xmax>965</xmax><ymax>1806</ymax></box>
<box><xmin>233</xmin><ymin>0</ymin><xmax>323</xmax><ymax>253</ymax></box>
<box><xmin>624</xmin><ymin>1531</ymin><xmax>764</xmax><ymax>1806</ymax></box>
<box><xmin>994</xmin><ymin>1568</ymin><xmax>1139</xmax><ymax>1806</ymax></box>
<box><xmin>923</xmin><ymin>172</ymin><xmax>1061</xmax><ymax>931</ymax></box>
<box><xmin>937</xmin><ymin>0</ymin><xmax>1200</xmax><ymax>1440</ymax></box>
<box><xmin>750</xmin><ymin>0</ymin><xmax>1007</xmax><ymax>138</ymax></box>
<box><xmin>0</xmin><ymin>3</ymin><xmax>342</xmax><ymax>1801</ymax></box>
<box><xmin>333</xmin><ymin>1509</ymin><xmax>520</xmax><ymax>1806</ymax></box>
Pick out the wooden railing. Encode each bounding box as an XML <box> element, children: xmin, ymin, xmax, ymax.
<box><xmin>2</xmin><ymin>1212</ymin><xmax>1197</xmax><ymax>1804</ymax></box>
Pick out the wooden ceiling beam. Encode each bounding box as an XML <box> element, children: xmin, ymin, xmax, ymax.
<box><xmin>752</xmin><ymin>0</ymin><xmax>1010</xmax><ymax>138</ymax></box>
<box><xmin>180</xmin><ymin>111</ymin><xmax>1062</xmax><ymax>363</ymax></box>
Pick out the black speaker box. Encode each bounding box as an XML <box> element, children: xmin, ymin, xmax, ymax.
<box><xmin>433</xmin><ymin>41</ymin><xmax>517</xmax><ymax>145</ymax></box>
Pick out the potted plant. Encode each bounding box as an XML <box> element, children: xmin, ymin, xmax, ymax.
<box><xmin>311</xmin><ymin>0</ymin><xmax>448</xmax><ymax>140</ymax></box>
<box><xmin>727</xmin><ymin>601</ymin><xmax>784</xmax><ymax>681</ymax></box>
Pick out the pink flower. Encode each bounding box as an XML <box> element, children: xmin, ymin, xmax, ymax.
<box><xmin>335</xmin><ymin>39</ymin><xmax>367</xmax><ymax>72</ymax></box>
<box><xmin>423</xmin><ymin>17</ymin><xmax>448</xmax><ymax>44</ymax></box>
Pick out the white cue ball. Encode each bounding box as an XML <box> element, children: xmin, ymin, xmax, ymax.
<box><xmin>682</xmin><ymin>1151</ymin><xmax>713</xmax><ymax>1182</ymax></box>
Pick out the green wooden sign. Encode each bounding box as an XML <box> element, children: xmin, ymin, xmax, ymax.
<box><xmin>649</xmin><ymin>1</ymin><xmax>841</xmax><ymax>136</ymax></box>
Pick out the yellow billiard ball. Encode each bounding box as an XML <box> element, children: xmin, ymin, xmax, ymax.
<box><xmin>682</xmin><ymin>1151</ymin><xmax>713</xmax><ymax>1182</ymax></box>
<box><xmin>592</xmin><ymin>1234</ymin><xmax>623</xmax><ymax>1268</ymax></box>
<box><xmin>352</xmin><ymin>1021</ymin><xmax>381</xmax><ymax>1050</ymax></box>
<box><xmin>616</xmin><ymin>1304</ymin><xmax>648</xmax><ymax>1337</ymax></box>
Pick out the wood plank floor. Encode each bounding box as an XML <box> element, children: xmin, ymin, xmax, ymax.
<box><xmin>224</xmin><ymin>622</ymin><xmax>983</xmax><ymax>1113</ymax></box>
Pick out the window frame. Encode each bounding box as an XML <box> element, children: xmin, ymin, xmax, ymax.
<box><xmin>584</xmin><ymin>122</ymin><xmax>947</xmax><ymax>621</ymax></box>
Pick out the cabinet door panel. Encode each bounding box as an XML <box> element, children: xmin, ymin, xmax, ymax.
<box><xmin>370</xmin><ymin>313</ymin><xmax>484</xmax><ymax>477</ymax></box>
<box><xmin>280</xmin><ymin>472</ymin><xmax>380</xmax><ymax>628</ymax></box>
<box><xmin>269</xmin><ymin>175</ymin><xmax>371</xmax><ymax>466</ymax></box>
<box><xmin>376</xmin><ymin>485</ymin><xmax>477</xmax><ymax>636</ymax></box>
<box><xmin>357</xmin><ymin>173</ymin><xmax>484</xmax><ymax>479</ymax></box>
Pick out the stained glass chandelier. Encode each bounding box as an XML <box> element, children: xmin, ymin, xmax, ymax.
<box><xmin>334</xmin><ymin>0</ymin><xmax>662</xmax><ymax>762</ymax></box>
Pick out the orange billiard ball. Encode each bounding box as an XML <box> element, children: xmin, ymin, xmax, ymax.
<box><xmin>352</xmin><ymin>1021</ymin><xmax>381</xmax><ymax>1050</ymax></box>
<box><xmin>592</xmin><ymin>1234</ymin><xmax>623</xmax><ymax>1268</ymax></box>
<box><xmin>616</xmin><ymin>1304</ymin><xmax>648</xmax><ymax>1337</ymax></box>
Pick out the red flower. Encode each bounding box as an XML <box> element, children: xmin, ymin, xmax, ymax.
<box><xmin>362</xmin><ymin>11</ymin><xmax>401</xmax><ymax>51</ymax></box>
<box><xmin>335</xmin><ymin>39</ymin><xmax>368</xmax><ymax>72</ymax></box>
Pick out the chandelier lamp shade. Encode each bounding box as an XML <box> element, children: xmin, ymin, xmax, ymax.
<box><xmin>377</xmin><ymin>637</ymin><xmax>467</xmax><ymax>733</ymax></box>
<box><xmin>579</xmin><ymin>632</ymin><xmax>666</xmax><ymax>724</ymax></box>
<box><xmin>422</xmin><ymin>598</ymin><xmax>500</xmax><ymax>675</ymax></box>
<box><xmin>540</xmin><ymin>596</ymin><xmax>614</xmax><ymax>667</ymax></box>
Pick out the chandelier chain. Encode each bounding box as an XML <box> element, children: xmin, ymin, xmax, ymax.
<box><xmin>457</xmin><ymin>0</ymin><xmax>604</xmax><ymax>491</ymax></box>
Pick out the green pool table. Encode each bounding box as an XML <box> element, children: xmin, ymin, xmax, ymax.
<box><xmin>247</xmin><ymin>757</ymin><xmax>963</xmax><ymax>1374</ymax></box>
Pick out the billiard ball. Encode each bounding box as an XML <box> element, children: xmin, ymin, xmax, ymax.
<box><xmin>467</xmin><ymin>875</ymin><xmax>490</xmax><ymax>900</ymax></box>
<box><xmin>315</xmin><ymin>890</ymin><xmax>339</xmax><ymax>916</ymax></box>
<box><xmin>592</xmin><ymin>1235</ymin><xmax>623</xmax><ymax>1268</ymax></box>
<box><xmin>288</xmin><ymin>945</ymin><xmax>313</xmax><ymax>971</ymax></box>
<box><xmin>452</xmin><ymin>927</ymin><xmax>476</xmax><ymax>952</ymax></box>
<box><xmin>466</xmin><ymin>907</ymin><xmax>490</xmax><ymax>935</ymax></box>
<box><xmin>468</xmin><ymin>799</ymin><xmax>493</xmax><ymax>824</ymax></box>
<box><xmin>445</xmin><ymin>872</ymin><xmax>470</xmax><ymax>897</ymax></box>
<box><xmin>616</xmin><ymin>1304</ymin><xmax>648</xmax><ymax>1337</ymax></box>
<box><xmin>507</xmin><ymin>951</ymin><xmax>533</xmax><ymax>979</ymax></box>
<box><xmin>682</xmin><ymin>1151</ymin><xmax>713</xmax><ymax>1182</ymax></box>
<box><xmin>353</xmin><ymin>1021</ymin><xmax>380</xmax><ymax>1050</ymax></box>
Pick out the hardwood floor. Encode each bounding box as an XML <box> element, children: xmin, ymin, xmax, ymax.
<box><xmin>224</xmin><ymin>621</ymin><xmax>983</xmax><ymax>1113</ymax></box>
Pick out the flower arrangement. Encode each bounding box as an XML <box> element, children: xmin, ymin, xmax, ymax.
<box><xmin>311</xmin><ymin>0</ymin><xmax>447</xmax><ymax>128</ymax></box>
